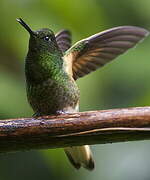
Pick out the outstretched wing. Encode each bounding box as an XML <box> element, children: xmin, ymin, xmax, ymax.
<box><xmin>55</xmin><ymin>30</ymin><xmax>72</xmax><ymax>53</ymax></box>
<box><xmin>64</xmin><ymin>26</ymin><xmax>149</xmax><ymax>80</ymax></box>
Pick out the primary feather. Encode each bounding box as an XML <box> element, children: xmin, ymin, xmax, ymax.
<box><xmin>55</xmin><ymin>29</ymin><xmax>72</xmax><ymax>53</ymax></box>
<box><xmin>64</xmin><ymin>26</ymin><xmax>149</xmax><ymax>80</ymax></box>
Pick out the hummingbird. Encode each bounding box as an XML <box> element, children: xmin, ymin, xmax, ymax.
<box><xmin>17</xmin><ymin>18</ymin><xmax>149</xmax><ymax>170</ymax></box>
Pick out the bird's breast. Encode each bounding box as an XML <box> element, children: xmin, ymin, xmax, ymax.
<box><xmin>27</xmin><ymin>76</ymin><xmax>80</xmax><ymax>115</ymax></box>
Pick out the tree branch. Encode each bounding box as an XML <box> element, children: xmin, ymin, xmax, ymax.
<box><xmin>1</xmin><ymin>106</ymin><xmax>150</xmax><ymax>153</ymax></box>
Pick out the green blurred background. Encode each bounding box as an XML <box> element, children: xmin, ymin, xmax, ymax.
<box><xmin>0</xmin><ymin>0</ymin><xmax>150</xmax><ymax>179</ymax></box>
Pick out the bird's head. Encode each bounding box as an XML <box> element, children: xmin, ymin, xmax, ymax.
<box><xmin>17</xmin><ymin>18</ymin><xmax>59</xmax><ymax>53</ymax></box>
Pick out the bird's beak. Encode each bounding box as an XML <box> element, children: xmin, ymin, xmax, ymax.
<box><xmin>16</xmin><ymin>18</ymin><xmax>36</xmax><ymax>36</ymax></box>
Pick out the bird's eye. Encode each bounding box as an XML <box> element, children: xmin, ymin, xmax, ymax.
<box><xmin>44</xmin><ymin>36</ymin><xmax>50</xmax><ymax>41</ymax></box>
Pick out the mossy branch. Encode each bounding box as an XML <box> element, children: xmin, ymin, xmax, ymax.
<box><xmin>1</xmin><ymin>106</ymin><xmax>150</xmax><ymax>153</ymax></box>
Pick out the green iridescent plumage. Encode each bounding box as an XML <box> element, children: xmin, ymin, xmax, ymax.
<box><xmin>17</xmin><ymin>18</ymin><xmax>149</xmax><ymax>170</ymax></box>
<box><xmin>26</xmin><ymin>43</ymin><xmax>79</xmax><ymax>115</ymax></box>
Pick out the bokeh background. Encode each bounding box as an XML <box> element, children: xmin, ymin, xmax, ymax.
<box><xmin>0</xmin><ymin>0</ymin><xmax>150</xmax><ymax>180</ymax></box>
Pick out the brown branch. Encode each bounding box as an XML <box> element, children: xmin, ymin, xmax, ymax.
<box><xmin>1</xmin><ymin>106</ymin><xmax>150</xmax><ymax>153</ymax></box>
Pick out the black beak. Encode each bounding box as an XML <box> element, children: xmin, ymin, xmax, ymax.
<box><xmin>16</xmin><ymin>18</ymin><xmax>36</xmax><ymax>36</ymax></box>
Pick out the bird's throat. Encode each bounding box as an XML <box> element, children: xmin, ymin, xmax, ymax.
<box><xmin>26</xmin><ymin>50</ymin><xmax>65</xmax><ymax>85</ymax></box>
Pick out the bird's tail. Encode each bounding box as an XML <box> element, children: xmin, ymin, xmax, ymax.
<box><xmin>64</xmin><ymin>145</ymin><xmax>94</xmax><ymax>170</ymax></box>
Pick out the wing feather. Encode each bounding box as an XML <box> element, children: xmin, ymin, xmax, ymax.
<box><xmin>55</xmin><ymin>30</ymin><xmax>72</xmax><ymax>53</ymax></box>
<box><xmin>64</xmin><ymin>26</ymin><xmax>149</xmax><ymax>80</ymax></box>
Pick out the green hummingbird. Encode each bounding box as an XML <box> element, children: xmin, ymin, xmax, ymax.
<box><xmin>17</xmin><ymin>18</ymin><xmax>149</xmax><ymax>170</ymax></box>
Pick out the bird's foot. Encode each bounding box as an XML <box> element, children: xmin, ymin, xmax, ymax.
<box><xmin>32</xmin><ymin>112</ymin><xmax>41</xmax><ymax>118</ymax></box>
<box><xmin>56</xmin><ymin>110</ymin><xmax>69</xmax><ymax>115</ymax></box>
<box><xmin>32</xmin><ymin>109</ymin><xmax>74</xmax><ymax>119</ymax></box>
